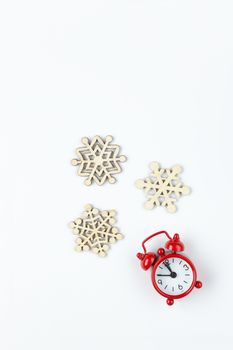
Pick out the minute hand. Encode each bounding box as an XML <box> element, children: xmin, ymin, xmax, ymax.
<box><xmin>156</xmin><ymin>274</ymin><xmax>172</xmax><ymax>277</ymax></box>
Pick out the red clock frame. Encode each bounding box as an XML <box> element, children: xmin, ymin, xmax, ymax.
<box><xmin>151</xmin><ymin>253</ymin><xmax>197</xmax><ymax>300</ymax></box>
<box><xmin>136</xmin><ymin>230</ymin><xmax>202</xmax><ymax>305</ymax></box>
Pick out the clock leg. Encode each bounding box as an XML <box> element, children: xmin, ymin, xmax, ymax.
<box><xmin>166</xmin><ymin>298</ymin><xmax>174</xmax><ymax>306</ymax></box>
<box><xmin>195</xmin><ymin>281</ymin><xmax>202</xmax><ymax>289</ymax></box>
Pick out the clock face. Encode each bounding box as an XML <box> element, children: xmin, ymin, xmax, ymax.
<box><xmin>153</xmin><ymin>256</ymin><xmax>195</xmax><ymax>297</ymax></box>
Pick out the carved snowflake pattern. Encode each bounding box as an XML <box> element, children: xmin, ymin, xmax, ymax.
<box><xmin>69</xmin><ymin>204</ymin><xmax>123</xmax><ymax>257</ymax></box>
<box><xmin>71</xmin><ymin>135</ymin><xmax>127</xmax><ymax>186</ymax></box>
<box><xmin>136</xmin><ymin>162</ymin><xmax>191</xmax><ymax>213</ymax></box>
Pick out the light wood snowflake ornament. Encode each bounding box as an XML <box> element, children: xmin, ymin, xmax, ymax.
<box><xmin>69</xmin><ymin>204</ymin><xmax>123</xmax><ymax>257</ymax></box>
<box><xmin>71</xmin><ymin>135</ymin><xmax>127</xmax><ymax>186</ymax></box>
<box><xmin>136</xmin><ymin>162</ymin><xmax>191</xmax><ymax>213</ymax></box>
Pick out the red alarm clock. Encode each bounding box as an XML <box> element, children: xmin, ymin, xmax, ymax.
<box><xmin>137</xmin><ymin>230</ymin><xmax>202</xmax><ymax>305</ymax></box>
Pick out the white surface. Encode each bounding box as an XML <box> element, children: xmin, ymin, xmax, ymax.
<box><xmin>0</xmin><ymin>1</ymin><xmax>232</xmax><ymax>349</ymax></box>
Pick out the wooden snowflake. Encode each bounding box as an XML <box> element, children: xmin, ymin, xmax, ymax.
<box><xmin>71</xmin><ymin>135</ymin><xmax>127</xmax><ymax>186</ymax></box>
<box><xmin>69</xmin><ymin>204</ymin><xmax>123</xmax><ymax>257</ymax></box>
<box><xmin>135</xmin><ymin>162</ymin><xmax>191</xmax><ymax>213</ymax></box>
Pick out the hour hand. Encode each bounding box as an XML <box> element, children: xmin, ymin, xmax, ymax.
<box><xmin>164</xmin><ymin>262</ymin><xmax>173</xmax><ymax>273</ymax></box>
<box><xmin>156</xmin><ymin>274</ymin><xmax>172</xmax><ymax>277</ymax></box>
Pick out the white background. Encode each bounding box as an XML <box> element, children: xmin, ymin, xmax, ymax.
<box><xmin>0</xmin><ymin>1</ymin><xmax>232</xmax><ymax>349</ymax></box>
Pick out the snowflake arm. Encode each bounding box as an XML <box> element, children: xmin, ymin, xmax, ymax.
<box><xmin>69</xmin><ymin>204</ymin><xmax>123</xmax><ymax>257</ymax></box>
<box><xmin>136</xmin><ymin>162</ymin><xmax>191</xmax><ymax>213</ymax></box>
<box><xmin>71</xmin><ymin>136</ymin><xmax>127</xmax><ymax>186</ymax></box>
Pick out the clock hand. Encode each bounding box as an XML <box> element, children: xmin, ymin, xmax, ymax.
<box><xmin>164</xmin><ymin>262</ymin><xmax>173</xmax><ymax>273</ymax></box>
<box><xmin>157</xmin><ymin>271</ymin><xmax>177</xmax><ymax>278</ymax></box>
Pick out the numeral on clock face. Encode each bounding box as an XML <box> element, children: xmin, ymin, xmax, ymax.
<box><xmin>163</xmin><ymin>259</ymin><xmax>169</xmax><ymax>266</ymax></box>
<box><xmin>155</xmin><ymin>257</ymin><xmax>194</xmax><ymax>296</ymax></box>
